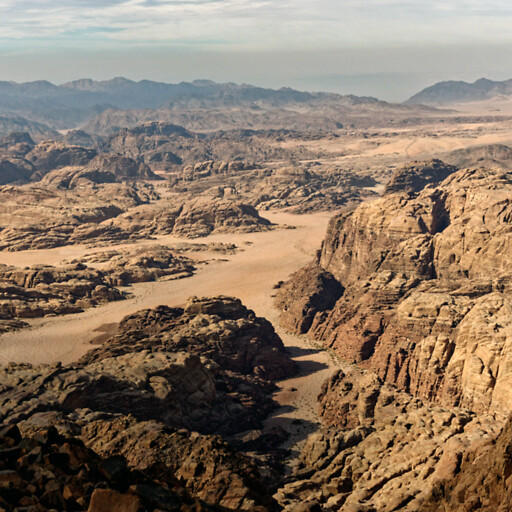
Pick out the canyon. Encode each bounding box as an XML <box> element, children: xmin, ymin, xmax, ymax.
<box><xmin>0</xmin><ymin>82</ymin><xmax>512</xmax><ymax>511</ymax></box>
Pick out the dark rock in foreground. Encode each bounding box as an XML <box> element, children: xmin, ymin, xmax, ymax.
<box><xmin>0</xmin><ymin>296</ymin><xmax>295</xmax><ymax>510</ymax></box>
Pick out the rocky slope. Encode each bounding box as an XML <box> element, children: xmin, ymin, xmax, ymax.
<box><xmin>444</xmin><ymin>143</ymin><xmax>512</xmax><ymax>170</ymax></box>
<box><xmin>276</xmin><ymin>368</ymin><xmax>499</xmax><ymax>511</ymax></box>
<box><xmin>0</xmin><ymin>115</ymin><xmax>59</xmax><ymax>140</ymax></box>
<box><xmin>0</xmin><ymin>181</ymin><xmax>156</xmax><ymax>251</ymax></box>
<box><xmin>0</xmin><ymin>423</ymin><xmax>226</xmax><ymax>511</ymax></box>
<box><xmin>418</xmin><ymin>414</ymin><xmax>512</xmax><ymax>511</ymax></box>
<box><xmin>0</xmin><ymin>296</ymin><xmax>296</xmax><ymax>511</ymax></box>
<box><xmin>277</xmin><ymin>162</ymin><xmax>512</xmax><ymax>419</ymax></box>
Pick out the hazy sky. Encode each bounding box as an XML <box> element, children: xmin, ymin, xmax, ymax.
<box><xmin>1</xmin><ymin>0</ymin><xmax>512</xmax><ymax>101</ymax></box>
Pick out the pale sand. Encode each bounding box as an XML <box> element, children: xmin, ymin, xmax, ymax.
<box><xmin>0</xmin><ymin>211</ymin><xmax>340</xmax><ymax>456</ymax></box>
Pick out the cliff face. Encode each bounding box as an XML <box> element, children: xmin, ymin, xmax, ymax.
<box><xmin>278</xmin><ymin>164</ymin><xmax>512</xmax><ymax>418</ymax></box>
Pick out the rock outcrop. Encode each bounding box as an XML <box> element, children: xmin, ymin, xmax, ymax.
<box><xmin>26</xmin><ymin>141</ymin><xmax>97</xmax><ymax>179</ymax></box>
<box><xmin>0</xmin><ymin>263</ymin><xmax>123</xmax><ymax>323</ymax></box>
<box><xmin>0</xmin><ymin>297</ymin><xmax>295</xmax><ymax>510</ymax></box>
<box><xmin>66</xmin><ymin>245</ymin><xmax>196</xmax><ymax>286</ymax></box>
<box><xmin>0</xmin><ymin>297</ymin><xmax>296</xmax><ymax>436</ymax></box>
<box><xmin>276</xmin><ymin>369</ymin><xmax>499</xmax><ymax>512</ymax></box>
<box><xmin>0</xmin><ymin>134</ymin><xmax>160</xmax><ymax>186</ymax></box>
<box><xmin>418</xmin><ymin>414</ymin><xmax>512</xmax><ymax>512</ymax></box>
<box><xmin>170</xmin><ymin>161</ymin><xmax>379</xmax><ymax>214</ymax></box>
<box><xmin>0</xmin><ymin>247</ymin><xmax>197</xmax><ymax>332</ymax></box>
<box><xmin>171</xmin><ymin>198</ymin><xmax>272</xmax><ymax>238</ymax></box>
<box><xmin>383</xmin><ymin>159</ymin><xmax>457</xmax><ymax>195</ymax></box>
<box><xmin>275</xmin><ymin>264</ymin><xmax>343</xmax><ymax>334</ymax></box>
<box><xmin>0</xmin><ymin>180</ymin><xmax>155</xmax><ymax>251</ymax></box>
<box><xmin>0</xmin><ymin>423</ymin><xmax>225</xmax><ymax>511</ymax></box>
<box><xmin>112</xmin><ymin>197</ymin><xmax>273</xmax><ymax>239</ymax></box>
<box><xmin>277</xmin><ymin>164</ymin><xmax>512</xmax><ymax>418</ymax></box>
<box><xmin>444</xmin><ymin>143</ymin><xmax>512</xmax><ymax>170</ymax></box>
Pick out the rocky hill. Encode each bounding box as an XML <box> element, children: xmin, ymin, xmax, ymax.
<box><xmin>443</xmin><ymin>143</ymin><xmax>512</xmax><ymax>170</ymax></box>
<box><xmin>418</xmin><ymin>414</ymin><xmax>512</xmax><ymax>511</ymax></box>
<box><xmin>277</xmin><ymin>162</ymin><xmax>512</xmax><ymax>418</ymax></box>
<box><xmin>0</xmin><ymin>296</ymin><xmax>296</xmax><ymax>511</ymax></box>
<box><xmin>0</xmin><ymin>134</ymin><xmax>161</xmax><ymax>185</ymax></box>
<box><xmin>0</xmin><ymin>115</ymin><xmax>59</xmax><ymax>140</ymax></box>
<box><xmin>406</xmin><ymin>77</ymin><xmax>512</xmax><ymax>105</ymax></box>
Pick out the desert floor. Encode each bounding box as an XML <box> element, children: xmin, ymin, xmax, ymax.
<box><xmin>0</xmin><ymin>210</ymin><xmax>340</xmax><ymax>456</ymax></box>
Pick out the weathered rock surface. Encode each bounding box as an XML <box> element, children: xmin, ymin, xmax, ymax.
<box><xmin>87</xmin><ymin>154</ymin><xmax>160</xmax><ymax>181</ymax></box>
<box><xmin>0</xmin><ymin>263</ymin><xmax>123</xmax><ymax>323</ymax></box>
<box><xmin>0</xmin><ymin>135</ymin><xmax>160</xmax><ymax>185</ymax></box>
<box><xmin>0</xmin><ymin>181</ymin><xmax>157</xmax><ymax>251</ymax></box>
<box><xmin>26</xmin><ymin>141</ymin><xmax>97</xmax><ymax>179</ymax></box>
<box><xmin>383</xmin><ymin>159</ymin><xmax>457</xmax><ymax>195</ymax></box>
<box><xmin>65</xmin><ymin>245</ymin><xmax>196</xmax><ymax>286</ymax></box>
<box><xmin>0</xmin><ymin>297</ymin><xmax>295</xmax><ymax>510</ymax></box>
<box><xmin>0</xmin><ymin>247</ymin><xmax>198</xmax><ymax>332</ymax></box>
<box><xmin>0</xmin><ymin>422</ymin><xmax>226</xmax><ymax>511</ymax></box>
<box><xmin>0</xmin><ymin>297</ymin><xmax>295</xmax><ymax>436</ymax></box>
<box><xmin>80</xmin><ymin>296</ymin><xmax>296</xmax><ymax>383</ymax></box>
<box><xmin>111</xmin><ymin>197</ymin><xmax>273</xmax><ymax>239</ymax></box>
<box><xmin>171</xmin><ymin>160</ymin><xmax>378</xmax><ymax>214</ymax></box>
<box><xmin>418</xmin><ymin>414</ymin><xmax>512</xmax><ymax>512</ymax></box>
<box><xmin>277</xmin><ymin>164</ymin><xmax>512</xmax><ymax>418</ymax></box>
<box><xmin>172</xmin><ymin>198</ymin><xmax>272</xmax><ymax>237</ymax></box>
<box><xmin>275</xmin><ymin>264</ymin><xmax>343</xmax><ymax>334</ymax></box>
<box><xmin>276</xmin><ymin>369</ymin><xmax>499</xmax><ymax>512</ymax></box>
<box><xmin>17</xmin><ymin>411</ymin><xmax>279</xmax><ymax>511</ymax></box>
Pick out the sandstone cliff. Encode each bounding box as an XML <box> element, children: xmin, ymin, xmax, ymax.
<box><xmin>277</xmin><ymin>163</ymin><xmax>512</xmax><ymax>418</ymax></box>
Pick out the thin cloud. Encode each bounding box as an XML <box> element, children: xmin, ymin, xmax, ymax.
<box><xmin>0</xmin><ymin>0</ymin><xmax>511</xmax><ymax>48</ymax></box>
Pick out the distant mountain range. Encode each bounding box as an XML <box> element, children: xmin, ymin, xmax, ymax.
<box><xmin>0</xmin><ymin>77</ymin><xmax>369</xmax><ymax>129</ymax></box>
<box><xmin>406</xmin><ymin>78</ymin><xmax>512</xmax><ymax>105</ymax></box>
<box><xmin>0</xmin><ymin>77</ymin><xmax>441</xmax><ymax>138</ymax></box>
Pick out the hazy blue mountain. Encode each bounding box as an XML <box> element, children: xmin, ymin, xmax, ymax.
<box><xmin>0</xmin><ymin>78</ymin><xmax>385</xmax><ymax>130</ymax></box>
<box><xmin>406</xmin><ymin>78</ymin><xmax>512</xmax><ymax>105</ymax></box>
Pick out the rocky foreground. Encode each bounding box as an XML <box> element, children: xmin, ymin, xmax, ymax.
<box><xmin>0</xmin><ymin>296</ymin><xmax>296</xmax><ymax>511</ymax></box>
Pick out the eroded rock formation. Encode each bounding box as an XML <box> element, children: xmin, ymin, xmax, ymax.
<box><xmin>0</xmin><ymin>296</ymin><xmax>295</xmax><ymax>510</ymax></box>
<box><xmin>276</xmin><ymin>369</ymin><xmax>499</xmax><ymax>511</ymax></box>
<box><xmin>277</xmin><ymin>164</ymin><xmax>512</xmax><ymax>418</ymax></box>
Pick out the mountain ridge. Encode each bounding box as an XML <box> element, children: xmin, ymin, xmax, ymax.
<box><xmin>406</xmin><ymin>77</ymin><xmax>512</xmax><ymax>105</ymax></box>
<box><xmin>0</xmin><ymin>77</ymin><xmax>438</xmax><ymax>133</ymax></box>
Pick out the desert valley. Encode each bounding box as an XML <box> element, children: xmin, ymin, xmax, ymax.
<box><xmin>0</xmin><ymin>76</ymin><xmax>511</xmax><ymax>511</ymax></box>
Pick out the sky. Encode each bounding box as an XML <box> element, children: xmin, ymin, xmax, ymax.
<box><xmin>0</xmin><ymin>0</ymin><xmax>512</xmax><ymax>101</ymax></box>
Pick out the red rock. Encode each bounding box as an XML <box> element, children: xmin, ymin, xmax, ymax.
<box><xmin>87</xmin><ymin>489</ymin><xmax>141</xmax><ymax>512</ymax></box>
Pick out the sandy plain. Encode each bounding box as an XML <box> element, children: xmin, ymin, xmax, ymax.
<box><xmin>0</xmin><ymin>210</ymin><xmax>339</xmax><ymax>454</ymax></box>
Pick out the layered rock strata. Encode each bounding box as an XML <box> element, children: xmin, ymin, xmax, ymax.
<box><xmin>277</xmin><ymin>164</ymin><xmax>512</xmax><ymax>417</ymax></box>
<box><xmin>276</xmin><ymin>369</ymin><xmax>499</xmax><ymax>511</ymax></box>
